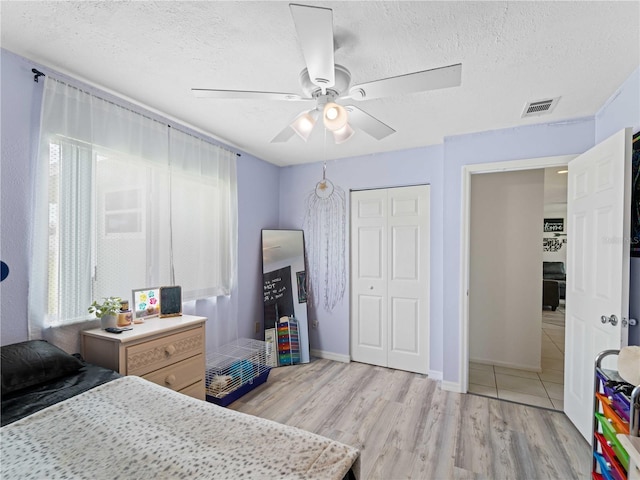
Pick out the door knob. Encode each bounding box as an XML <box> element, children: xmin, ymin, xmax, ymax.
<box><xmin>600</xmin><ymin>314</ymin><xmax>618</xmax><ymax>326</ymax></box>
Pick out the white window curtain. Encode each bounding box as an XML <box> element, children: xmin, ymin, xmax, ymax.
<box><xmin>29</xmin><ymin>77</ymin><xmax>237</xmax><ymax>340</ymax></box>
<box><xmin>169</xmin><ymin>128</ymin><xmax>237</xmax><ymax>301</ymax></box>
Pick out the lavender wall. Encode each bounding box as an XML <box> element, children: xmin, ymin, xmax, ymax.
<box><xmin>278</xmin><ymin>118</ymin><xmax>597</xmax><ymax>382</ymax></box>
<box><xmin>0</xmin><ymin>49</ymin><xmax>281</xmax><ymax>352</ymax></box>
<box><xmin>2</xmin><ymin>47</ymin><xmax>637</xmax><ymax>374</ymax></box>
<box><xmin>278</xmin><ymin>145</ymin><xmax>446</xmax><ymax>373</ymax></box>
<box><xmin>441</xmin><ymin>119</ymin><xmax>596</xmax><ymax>384</ymax></box>
<box><xmin>595</xmin><ymin>67</ymin><xmax>640</xmax><ymax>144</ymax></box>
<box><xmin>235</xmin><ymin>153</ymin><xmax>280</xmax><ymax>340</ymax></box>
<box><xmin>1</xmin><ymin>50</ymin><xmax>43</xmax><ymax>345</ymax></box>
<box><xmin>594</xmin><ymin>66</ymin><xmax>640</xmax><ymax>346</ymax></box>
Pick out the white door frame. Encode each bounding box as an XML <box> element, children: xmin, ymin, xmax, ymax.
<box><xmin>458</xmin><ymin>155</ymin><xmax>576</xmax><ymax>393</ymax></box>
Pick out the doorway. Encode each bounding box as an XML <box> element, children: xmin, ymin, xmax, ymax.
<box><xmin>466</xmin><ymin>167</ymin><xmax>568</xmax><ymax>410</ymax></box>
<box><xmin>459</xmin><ymin>155</ymin><xmax>575</xmax><ymax>407</ymax></box>
<box><xmin>460</xmin><ymin>129</ymin><xmax>633</xmax><ymax>443</ymax></box>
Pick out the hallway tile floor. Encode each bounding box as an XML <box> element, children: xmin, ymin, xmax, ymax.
<box><xmin>468</xmin><ymin>310</ymin><xmax>565</xmax><ymax>410</ymax></box>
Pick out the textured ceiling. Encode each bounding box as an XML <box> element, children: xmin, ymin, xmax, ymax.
<box><xmin>2</xmin><ymin>1</ymin><xmax>638</xmax><ymax>166</ymax></box>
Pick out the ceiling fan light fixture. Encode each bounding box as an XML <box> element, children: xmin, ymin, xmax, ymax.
<box><xmin>290</xmin><ymin>110</ymin><xmax>319</xmax><ymax>141</ymax></box>
<box><xmin>323</xmin><ymin>102</ymin><xmax>348</xmax><ymax>131</ymax></box>
<box><xmin>332</xmin><ymin>123</ymin><xmax>354</xmax><ymax>144</ymax></box>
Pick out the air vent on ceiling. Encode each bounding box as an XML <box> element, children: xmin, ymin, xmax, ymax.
<box><xmin>521</xmin><ymin>97</ymin><xmax>560</xmax><ymax>118</ymax></box>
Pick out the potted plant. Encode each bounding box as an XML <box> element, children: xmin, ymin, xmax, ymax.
<box><xmin>88</xmin><ymin>296</ymin><xmax>122</xmax><ymax>329</ymax></box>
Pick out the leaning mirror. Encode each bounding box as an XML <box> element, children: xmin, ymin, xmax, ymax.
<box><xmin>261</xmin><ymin>229</ymin><xmax>310</xmax><ymax>366</ymax></box>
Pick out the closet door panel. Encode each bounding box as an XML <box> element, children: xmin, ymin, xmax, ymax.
<box><xmin>387</xmin><ymin>186</ymin><xmax>430</xmax><ymax>374</ymax></box>
<box><xmin>351</xmin><ymin>185</ymin><xmax>429</xmax><ymax>374</ymax></box>
<box><xmin>351</xmin><ymin>189</ymin><xmax>388</xmax><ymax>367</ymax></box>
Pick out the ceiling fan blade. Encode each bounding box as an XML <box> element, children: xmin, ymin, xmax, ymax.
<box><xmin>347</xmin><ymin>63</ymin><xmax>462</xmax><ymax>101</ymax></box>
<box><xmin>290</xmin><ymin>3</ymin><xmax>335</xmax><ymax>90</ymax></box>
<box><xmin>344</xmin><ymin>105</ymin><xmax>395</xmax><ymax>140</ymax></box>
<box><xmin>270</xmin><ymin>125</ymin><xmax>296</xmax><ymax>143</ymax></box>
<box><xmin>192</xmin><ymin>88</ymin><xmax>307</xmax><ymax>101</ymax></box>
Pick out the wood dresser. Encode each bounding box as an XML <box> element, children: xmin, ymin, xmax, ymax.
<box><xmin>81</xmin><ymin>315</ymin><xmax>206</xmax><ymax>400</ymax></box>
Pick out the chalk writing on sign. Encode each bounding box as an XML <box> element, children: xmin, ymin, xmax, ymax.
<box><xmin>264</xmin><ymin>277</ymin><xmax>288</xmax><ymax>302</ymax></box>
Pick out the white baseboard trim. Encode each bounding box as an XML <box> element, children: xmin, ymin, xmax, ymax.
<box><xmin>310</xmin><ymin>349</ymin><xmax>350</xmax><ymax>363</ymax></box>
<box><xmin>441</xmin><ymin>381</ymin><xmax>464</xmax><ymax>393</ymax></box>
<box><xmin>427</xmin><ymin>370</ymin><xmax>443</xmax><ymax>381</ymax></box>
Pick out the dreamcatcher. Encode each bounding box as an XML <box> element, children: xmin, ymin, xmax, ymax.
<box><xmin>303</xmin><ymin>162</ymin><xmax>346</xmax><ymax>312</ymax></box>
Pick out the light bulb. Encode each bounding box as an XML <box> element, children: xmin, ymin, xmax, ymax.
<box><xmin>323</xmin><ymin>102</ymin><xmax>348</xmax><ymax>131</ymax></box>
<box><xmin>332</xmin><ymin>123</ymin><xmax>354</xmax><ymax>144</ymax></box>
<box><xmin>290</xmin><ymin>110</ymin><xmax>318</xmax><ymax>141</ymax></box>
<box><xmin>326</xmin><ymin>106</ymin><xmax>338</xmax><ymax>120</ymax></box>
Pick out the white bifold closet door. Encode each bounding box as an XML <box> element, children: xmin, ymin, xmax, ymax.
<box><xmin>350</xmin><ymin>185</ymin><xmax>430</xmax><ymax>374</ymax></box>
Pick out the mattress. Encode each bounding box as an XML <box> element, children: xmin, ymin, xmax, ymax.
<box><xmin>0</xmin><ymin>359</ymin><xmax>121</xmax><ymax>427</ymax></box>
<box><xmin>1</xmin><ymin>375</ymin><xmax>360</xmax><ymax>479</ymax></box>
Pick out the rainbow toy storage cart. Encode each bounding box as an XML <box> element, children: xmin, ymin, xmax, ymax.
<box><xmin>592</xmin><ymin>349</ymin><xmax>640</xmax><ymax>480</ymax></box>
<box><xmin>277</xmin><ymin>317</ymin><xmax>300</xmax><ymax>366</ymax></box>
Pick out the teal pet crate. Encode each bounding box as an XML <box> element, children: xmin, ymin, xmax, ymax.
<box><xmin>205</xmin><ymin>338</ymin><xmax>272</xmax><ymax>407</ymax></box>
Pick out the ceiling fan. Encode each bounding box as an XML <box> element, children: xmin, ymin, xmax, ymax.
<box><xmin>192</xmin><ymin>3</ymin><xmax>462</xmax><ymax>144</ymax></box>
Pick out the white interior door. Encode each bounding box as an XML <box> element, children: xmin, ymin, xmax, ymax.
<box><xmin>564</xmin><ymin>128</ymin><xmax>632</xmax><ymax>442</ymax></box>
<box><xmin>351</xmin><ymin>185</ymin><xmax>430</xmax><ymax>374</ymax></box>
<box><xmin>387</xmin><ymin>186</ymin><xmax>430</xmax><ymax>373</ymax></box>
<box><xmin>351</xmin><ymin>189</ymin><xmax>388</xmax><ymax>368</ymax></box>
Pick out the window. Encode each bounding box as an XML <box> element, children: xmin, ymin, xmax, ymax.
<box><xmin>29</xmin><ymin>78</ymin><xmax>237</xmax><ymax>334</ymax></box>
<box><xmin>44</xmin><ymin>138</ymin><xmax>93</xmax><ymax>324</ymax></box>
<box><xmin>103</xmin><ymin>188</ymin><xmax>143</xmax><ymax>237</ymax></box>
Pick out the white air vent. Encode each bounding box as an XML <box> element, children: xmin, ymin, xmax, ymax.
<box><xmin>522</xmin><ymin>97</ymin><xmax>560</xmax><ymax>118</ymax></box>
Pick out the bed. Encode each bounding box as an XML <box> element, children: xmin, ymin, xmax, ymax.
<box><xmin>1</xmin><ymin>340</ymin><xmax>360</xmax><ymax>479</ymax></box>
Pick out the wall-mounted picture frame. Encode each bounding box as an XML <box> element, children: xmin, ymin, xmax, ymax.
<box><xmin>160</xmin><ymin>286</ymin><xmax>182</xmax><ymax>317</ymax></box>
<box><xmin>543</xmin><ymin>218</ymin><xmax>564</xmax><ymax>233</ymax></box>
<box><xmin>296</xmin><ymin>271</ymin><xmax>307</xmax><ymax>304</ymax></box>
<box><xmin>132</xmin><ymin>287</ymin><xmax>160</xmax><ymax>320</ymax></box>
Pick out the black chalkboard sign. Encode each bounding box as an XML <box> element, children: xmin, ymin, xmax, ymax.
<box><xmin>160</xmin><ymin>286</ymin><xmax>182</xmax><ymax>317</ymax></box>
<box><xmin>263</xmin><ymin>266</ymin><xmax>294</xmax><ymax>329</ymax></box>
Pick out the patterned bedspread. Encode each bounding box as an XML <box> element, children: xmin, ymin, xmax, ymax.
<box><xmin>1</xmin><ymin>376</ymin><xmax>360</xmax><ymax>479</ymax></box>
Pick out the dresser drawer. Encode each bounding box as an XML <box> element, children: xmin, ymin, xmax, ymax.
<box><xmin>142</xmin><ymin>354</ymin><xmax>204</xmax><ymax>393</ymax></box>
<box><xmin>180</xmin><ymin>380</ymin><xmax>205</xmax><ymax>400</ymax></box>
<box><xmin>126</xmin><ymin>327</ymin><xmax>204</xmax><ymax>376</ymax></box>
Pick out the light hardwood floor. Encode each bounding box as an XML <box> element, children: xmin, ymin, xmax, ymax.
<box><xmin>230</xmin><ymin>358</ymin><xmax>590</xmax><ymax>479</ymax></box>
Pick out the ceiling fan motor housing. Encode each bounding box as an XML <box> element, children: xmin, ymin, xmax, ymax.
<box><xmin>300</xmin><ymin>64</ymin><xmax>351</xmax><ymax>99</ymax></box>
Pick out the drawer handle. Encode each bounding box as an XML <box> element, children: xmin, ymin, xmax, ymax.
<box><xmin>165</xmin><ymin>374</ymin><xmax>176</xmax><ymax>385</ymax></box>
<box><xmin>165</xmin><ymin>344</ymin><xmax>176</xmax><ymax>356</ymax></box>
<box><xmin>607</xmin><ymin>418</ymin><xmax>613</xmax><ymax>424</ymax></box>
<box><xmin>606</xmin><ymin>441</ymin><xmax>612</xmax><ymax>447</ymax></box>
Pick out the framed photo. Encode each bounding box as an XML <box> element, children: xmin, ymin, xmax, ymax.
<box><xmin>132</xmin><ymin>287</ymin><xmax>160</xmax><ymax>320</ymax></box>
<box><xmin>296</xmin><ymin>271</ymin><xmax>307</xmax><ymax>304</ymax></box>
<box><xmin>543</xmin><ymin>218</ymin><xmax>564</xmax><ymax>233</ymax></box>
<box><xmin>160</xmin><ymin>286</ymin><xmax>182</xmax><ymax>317</ymax></box>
